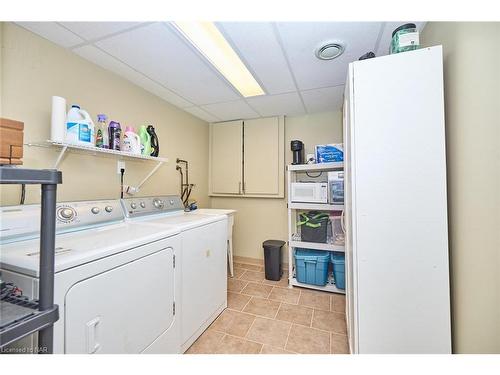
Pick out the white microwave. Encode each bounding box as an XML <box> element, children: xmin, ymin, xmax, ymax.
<box><xmin>290</xmin><ymin>182</ymin><xmax>328</xmax><ymax>203</ymax></box>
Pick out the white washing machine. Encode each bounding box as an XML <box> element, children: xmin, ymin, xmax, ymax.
<box><xmin>120</xmin><ymin>196</ymin><xmax>228</xmax><ymax>352</ymax></box>
<box><xmin>0</xmin><ymin>200</ymin><xmax>181</xmax><ymax>354</ymax></box>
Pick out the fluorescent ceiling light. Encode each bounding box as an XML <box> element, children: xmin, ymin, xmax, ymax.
<box><xmin>173</xmin><ymin>22</ymin><xmax>265</xmax><ymax>98</ymax></box>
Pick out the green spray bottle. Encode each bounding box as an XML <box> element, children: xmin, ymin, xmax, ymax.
<box><xmin>138</xmin><ymin>125</ymin><xmax>151</xmax><ymax>156</ymax></box>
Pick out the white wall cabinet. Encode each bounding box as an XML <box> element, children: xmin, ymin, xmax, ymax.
<box><xmin>209</xmin><ymin>120</ymin><xmax>243</xmax><ymax>195</ymax></box>
<box><xmin>343</xmin><ymin>46</ymin><xmax>451</xmax><ymax>354</ymax></box>
<box><xmin>209</xmin><ymin>116</ymin><xmax>284</xmax><ymax>198</ymax></box>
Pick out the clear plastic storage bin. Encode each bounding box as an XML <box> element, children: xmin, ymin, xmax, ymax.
<box><xmin>330</xmin><ymin>215</ymin><xmax>345</xmax><ymax>245</ymax></box>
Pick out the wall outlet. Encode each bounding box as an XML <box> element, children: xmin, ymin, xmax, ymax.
<box><xmin>117</xmin><ymin>161</ymin><xmax>126</xmax><ymax>174</ymax></box>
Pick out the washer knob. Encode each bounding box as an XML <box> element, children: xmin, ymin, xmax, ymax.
<box><xmin>153</xmin><ymin>198</ymin><xmax>164</xmax><ymax>209</ymax></box>
<box><xmin>140</xmin><ymin>202</ymin><xmax>146</xmax><ymax>208</ymax></box>
<box><xmin>105</xmin><ymin>206</ymin><xmax>113</xmax><ymax>213</ymax></box>
<box><xmin>91</xmin><ymin>207</ymin><xmax>100</xmax><ymax>214</ymax></box>
<box><xmin>130</xmin><ymin>202</ymin><xmax>137</xmax><ymax>209</ymax></box>
<box><xmin>59</xmin><ymin>208</ymin><xmax>75</xmax><ymax>220</ymax></box>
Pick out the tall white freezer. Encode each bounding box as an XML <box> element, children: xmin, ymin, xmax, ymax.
<box><xmin>343</xmin><ymin>46</ymin><xmax>452</xmax><ymax>354</ymax></box>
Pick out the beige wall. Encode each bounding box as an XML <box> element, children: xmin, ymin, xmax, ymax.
<box><xmin>421</xmin><ymin>22</ymin><xmax>500</xmax><ymax>353</ymax></box>
<box><xmin>211</xmin><ymin>111</ymin><xmax>342</xmax><ymax>263</ymax></box>
<box><xmin>0</xmin><ymin>22</ymin><xmax>210</xmax><ymax>206</ymax></box>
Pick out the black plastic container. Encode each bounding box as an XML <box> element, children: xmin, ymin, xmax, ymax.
<box><xmin>263</xmin><ymin>240</ymin><xmax>285</xmax><ymax>281</ymax></box>
<box><xmin>298</xmin><ymin>212</ymin><xmax>330</xmax><ymax>243</ymax></box>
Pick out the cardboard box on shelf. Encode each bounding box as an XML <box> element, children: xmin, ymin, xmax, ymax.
<box><xmin>0</xmin><ymin>118</ymin><xmax>24</xmax><ymax>165</ymax></box>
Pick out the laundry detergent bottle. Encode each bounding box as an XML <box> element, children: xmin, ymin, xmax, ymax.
<box><xmin>108</xmin><ymin>121</ymin><xmax>122</xmax><ymax>150</ymax></box>
<box><xmin>138</xmin><ymin>125</ymin><xmax>151</xmax><ymax>156</ymax></box>
<box><xmin>147</xmin><ymin>125</ymin><xmax>159</xmax><ymax>157</ymax></box>
<box><xmin>95</xmin><ymin>114</ymin><xmax>109</xmax><ymax>149</ymax></box>
<box><xmin>65</xmin><ymin>105</ymin><xmax>95</xmax><ymax>146</ymax></box>
<box><xmin>122</xmin><ymin>126</ymin><xmax>141</xmax><ymax>155</ymax></box>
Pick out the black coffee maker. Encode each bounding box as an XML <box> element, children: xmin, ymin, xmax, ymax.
<box><xmin>291</xmin><ymin>140</ymin><xmax>304</xmax><ymax>165</ymax></box>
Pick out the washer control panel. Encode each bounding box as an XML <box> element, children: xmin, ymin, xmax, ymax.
<box><xmin>121</xmin><ymin>195</ymin><xmax>183</xmax><ymax>218</ymax></box>
<box><xmin>0</xmin><ymin>200</ymin><xmax>124</xmax><ymax>243</ymax></box>
<box><xmin>55</xmin><ymin>200</ymin><xmax>123</xmax><ymax>227</ymax></box>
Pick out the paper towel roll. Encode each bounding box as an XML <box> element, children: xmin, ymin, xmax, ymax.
<box><xmin>51</xmin><ymin>96</ymin><xmax>66</xmax><ymax>142</ymax></box>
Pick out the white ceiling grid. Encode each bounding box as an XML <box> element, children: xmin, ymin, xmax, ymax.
<box><xmin>15</xmin><ymin>21</ymin><xmax>425</xmax><ymax>122</ymax></box>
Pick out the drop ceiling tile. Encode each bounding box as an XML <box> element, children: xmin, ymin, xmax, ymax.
<box><xmin>16</xmin><ymin>22</ymin><xmax>84</xmax><ymax>48</ymax></box>
<box><xmin>301</xmin><ymin>85</ymin><xmax>344</xmax><ymax>113</ymax></box>
<box><xmin>182</xmin><ymin>106</ymin><xmax>220</xmax><ymax>122</ymax></box>
<box><xmin>60</xmin><ymin>22</ymin><xmax>145</xmax><ymax>42</ymax></box>
<box><xmin>246</xmin><ymin>92</ymin><xmax>305</xmax><ymax>117</ymax></box>
<box><xmin>217</xmin><ymin>22</ymin><xmax>296</xmax><ymax>95</ymax></box>
<box><xmin>73</xmin><ymin>45</ymin><xmax>192</xmax><ymax>108</ymax></box>
<box><xmin>95</xmin><ymin>22</ymin><xmax>240</xmax><ymax>105</ymax></box>
<box><xmin>276</xmin><ymin>22</ymin><xmax>382</xmax><ymax>90</ymax></box>
<box><xmin>374</xmin><ymin>22</ymin><xmax>426</xmax><ymax>57</ymax></box>
<box><xmin>201</xmin><ymin>100</ymin><xmax>259</xmax><ymax>121</ymax></box>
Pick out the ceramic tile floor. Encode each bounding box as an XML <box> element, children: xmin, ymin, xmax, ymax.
<box><xmin>186</xmin><ymin>261</ymin><xmax>350</xmax><ymax>354</ymax></box>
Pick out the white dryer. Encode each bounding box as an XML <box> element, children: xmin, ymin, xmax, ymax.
<box><xmin>0</xmin><ymin>200</ymin><xmax>181</xmax><ymax>354</ymax></box>
<box><xmin>121</xmin><ymin>196</ymin><xmax>228</xmax><ymax>352</ymax></box>
<box><xmin>190</xmin><ymin>208</ymin><xmax>236</xmax><ymax>276</ymax></box>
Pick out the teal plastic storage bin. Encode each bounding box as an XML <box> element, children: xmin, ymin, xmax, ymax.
<box><xmin>295</xmin><ymin>249</ymin><xmax>330</xmax><ymax>286</ymax></box>
<box><xmin>330</xmin><ymin>252</ymin><xmax>345</xmax><ymax>290</ymax></box>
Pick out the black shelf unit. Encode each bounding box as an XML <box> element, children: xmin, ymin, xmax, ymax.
<box><xmin>0</xmin><ymin>167</ymin><xmax>62</xmax><ymax>353</ymax></box>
